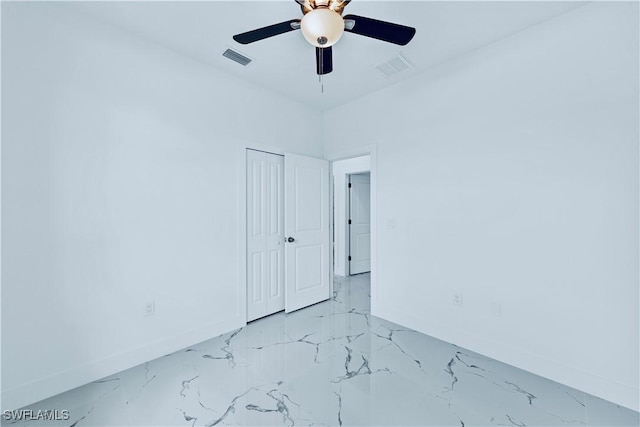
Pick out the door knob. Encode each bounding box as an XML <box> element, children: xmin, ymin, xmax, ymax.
<box><xmin>287</xmin><ymin>237</ymin><xmax>295</xmax><ymax>243</ymax></box>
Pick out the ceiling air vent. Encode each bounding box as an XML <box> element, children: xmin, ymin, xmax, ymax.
<box><xmin>223</xmin><ymin>48</ymin><xmax>253</xmax><ymax>66</ymax></box>
<box><xmin>375</xmin><ymin>53</ymin><xmax>413</xmax><ymax>78</ymax></box>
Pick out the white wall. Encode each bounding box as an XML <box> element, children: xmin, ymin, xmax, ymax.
<box><xmin>323</xmin><ymin>2</ymin><xmax>639</xmax><ymax>411</ymax></box>
<box><xmin>332</xmin><ymin>156</ymin><xmax>371</xmax><ymax>276</ymax></box>
<box><xmin>1</xmin><ymin>2</ymin><xmax>321</xmax><ymax>410</ymax></box>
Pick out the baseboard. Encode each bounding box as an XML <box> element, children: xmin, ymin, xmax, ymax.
<box><xmin>1</xmin><ymin>316</ymin><xmax>244</xmax><ymax>411</ymax></box>
<box><xmin>373</xmin><ymin>304</ymin><xmax>639</xmax><ymax>412</ymax></box>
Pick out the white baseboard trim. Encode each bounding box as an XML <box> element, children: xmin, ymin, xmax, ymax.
<box><xmin>1</xmin><ymin>316</ymin><xmax>244</xmax><ymax>411</ymax></box>
<box><xmin>372</xmin><ymin>304</ymin><xmax>639</xmax><ymax>412</ymax></box>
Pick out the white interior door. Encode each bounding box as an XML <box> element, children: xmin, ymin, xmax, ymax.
<box><xmin>247</xmin><ymin>150</ymin><xmax>285</xmax><ymax>321</ymax></box>
<box><xmin>284</xmin><ymin>153</ymin><xmax>330</xmax><ymax>313</ymax></box>
<box><xmin>349</xmin><ymin>173</ymin><xmax>371</xmax><ymax>275</ymax></box>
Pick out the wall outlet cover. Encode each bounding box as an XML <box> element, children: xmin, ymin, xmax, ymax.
<box><xmin>144</xmin><ymin>300</ymin><xmax>155</xmax><ymax>317</ymax></box>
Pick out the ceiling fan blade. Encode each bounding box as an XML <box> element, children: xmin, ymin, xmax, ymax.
<box><xmin>343</xmin><ymin>14</ymin><xmax>416</xmax><ymax>46</ymax></box>
<box><xmin>316</xmin><ymin>46</ymin><xmax>333</xmax><ymax>75</ymax></box>
<box><xmin>233</xmin><ymin>20</ymin><xmax>300</xmax><ymax>44</ymax></box>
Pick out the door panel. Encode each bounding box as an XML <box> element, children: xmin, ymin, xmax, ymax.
<box><xmin>265</xmin><ymin>154</ymin><xmax>285</xmax><ymax>315</ymax></box>
<box><xmin>349</xmin><ymin>173</ymin><xmax>371</xmax><ymax>274</ymax></box>
<box><xmin>251</xmin><ymin>252</ymin><xmax>264</xmax><ymax>303</ymax></box>
<box><xmin>295</xmin><ymin>244</ymin><xmax>323</xmax><ymax>290</ymax></box>
<box><xmin>285</xmin><ymin>153</ymin><xmax>330</xmax><ymax>313</ymax></box>
<box><xmin>294</xmin><ymin>167</ymin><xmax>322</xmax><ymax>231</ymax></box>
<box><xmin>247</xmin><ymin>150</ymin><xmax>285</xmax><ymax>321</ymax></box>
<box><xmin>355</xmin><ymin>234</ymin><xmax>371</xmax><ymax>262</ymax></box>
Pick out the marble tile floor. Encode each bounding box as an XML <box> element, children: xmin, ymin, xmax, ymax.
<box><xmin>4</xmin><ymin>274</ymin><xmax>639</xmax><ymax>427</ymax></box>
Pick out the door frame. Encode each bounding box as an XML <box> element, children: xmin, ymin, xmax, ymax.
<box><xmin>239</xmin><ymin>144</ymin><xmax>377</xmax><ymax>322</ymax></box>
<box><xmin>326</xmin><ymin>144</ymin><xmax>378</xmax><ymax>312</ymax></box>
<box><xmin>239</xmin><ymin>145</ymin><xmax>336</xmax><ymax>323</ymax></box>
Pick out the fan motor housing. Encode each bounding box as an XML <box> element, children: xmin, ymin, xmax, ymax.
<box><xmin>300</xmin><ymin>8</ymin><xmax>345</xmax><ymax>47</ymax></box>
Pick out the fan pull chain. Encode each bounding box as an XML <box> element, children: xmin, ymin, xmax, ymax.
<box><xmin>319</xmin><ymin>47</ymin><xmax>324</xmax><ymax>93</ymax></box>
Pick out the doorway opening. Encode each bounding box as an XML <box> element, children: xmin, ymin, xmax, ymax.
<box><xmin>240</xmin><ymin>146</ymin><xmax>377</xmax><ymax>325</ymax></box>
<box><xmin>347</xmin><ymin>172</ymin><xmax>371</xmax><ymax>275</ymax></box>
<box><xmin>329</xmin><ymin>152</ymin><xmax>375</xmax><ymax>320</ymax></box>
<box><xmin>331</xmin><ymin>156</ymin><xmax>371</xmax><ymax>277</ymax></box>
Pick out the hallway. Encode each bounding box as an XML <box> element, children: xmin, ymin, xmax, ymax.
<box><xmin>6</xmin><ymin>274</ymin><xmax>638</xmax><ymax>426</ymax></box>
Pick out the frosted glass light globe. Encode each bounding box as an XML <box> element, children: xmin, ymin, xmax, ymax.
<box><xmin>300</xmin><ymin>8</ymin><xmax>345</xmax><ymax>47</ymax></box>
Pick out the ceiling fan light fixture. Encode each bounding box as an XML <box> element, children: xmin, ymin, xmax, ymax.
<box><xmin>300</xmin><ymin>8</ymin><xmax>344</xmax><ymax>47</ymax></box>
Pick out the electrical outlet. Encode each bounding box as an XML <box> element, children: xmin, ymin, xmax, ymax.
<box><xmin>453</xmin><ymin>293</ymin><xmax>463</xmax><ymax>306</ymax></box>
<box><xmin>144</xmin><ymin>300</ymin><xmax>155</xmax><ymax>317</ymax></box>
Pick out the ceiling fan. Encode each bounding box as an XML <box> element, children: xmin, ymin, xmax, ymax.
<box><xmin>232</xmin><ymin>0</ymin><xmax>416</xmax><ymax>75</ymax></box>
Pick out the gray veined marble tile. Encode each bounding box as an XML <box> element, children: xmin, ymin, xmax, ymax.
<box><xmin>4</xmin><ymin>273</ymin><xmax>638</xmax><ymax>427</ymax></box>
<box><xmin>584</xmin><ymin>393</ymin><xmax>640</xmax><ymax>426</ymax></box>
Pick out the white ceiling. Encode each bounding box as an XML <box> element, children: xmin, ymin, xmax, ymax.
<box><xmin>67</xmin><ymin>1</ymin><xmax>586</xmax><ymax>111</ymax></box>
